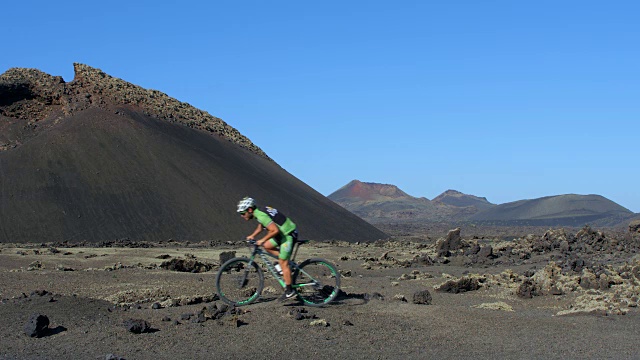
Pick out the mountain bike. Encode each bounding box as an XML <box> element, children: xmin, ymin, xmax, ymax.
<box><xmin>216</xmin><ymin>239</ymin><xmax>340</xmax><ymax>307</ymax></box>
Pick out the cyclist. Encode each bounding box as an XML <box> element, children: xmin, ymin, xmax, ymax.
<box><xmin>237</xmin><ymin>197</ymin><xmax>299</xmax><ymax>300</ymax></box>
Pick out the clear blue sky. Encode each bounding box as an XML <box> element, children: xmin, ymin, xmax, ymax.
<box><xmin>2</xmin><ymin>1</ymin><xmax>639</xmax><ymax>212</ymax></box>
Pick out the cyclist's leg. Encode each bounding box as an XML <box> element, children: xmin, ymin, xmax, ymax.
<box><xmin>278</xmin><ymin>234</ymin><xmax>294</xmax><ymax>286</ymax></box>
<box><xmin>263</xmin><ymin>239</ymin><xmax>280</xmax><ymax>257</ymax></box>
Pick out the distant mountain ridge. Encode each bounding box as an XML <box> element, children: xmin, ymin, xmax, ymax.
<box><xmin>469</xmin><ymin>194</ymin><xmax>633</xmax><ymax>226</ymax></box>
<box><xmin>432</xmin><ymin>189</ymin><xmax>494</xmax><ymax>210</ymax></box>
<box><xmin>328</xmin><ymin>180</ymin><xmax>636</xmax><ymax>227</ymax></box>
<box><xmin>328</xmin><ymin>180</ymin><xmax>490</xmax><ymax>223</ymax></box>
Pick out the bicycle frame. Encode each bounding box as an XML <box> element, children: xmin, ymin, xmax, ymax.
<box><xmin>245</xmin><ymin>243</ymin><xmax>319</xmax><ymax>291</ymax></box>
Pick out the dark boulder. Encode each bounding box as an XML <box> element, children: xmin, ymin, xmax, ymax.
<box><xmin>565</xmin><ymin>258</ymin><xmax>587</xmax><ymax>273</ymax></box>
<box><xmin>123</xmin><ymin>319</ymin><xmax>152</xmax><ymax>334</ymax></box>
<box><xmin>219</xmin><ymin>251</ymin><xmax>236</xmax><ymax>265</ymax></box>
<box><xmin>516</xmin><ymin>279</ymin><xmax>540</xmax><ymax>298</ymax></box>
<box><xmin>436</xmin><ymin>228</ymin><xmax>463</xmax><ymax>257</ymax></box>
<box><xmin>478</xmin><ymin>245</ymin><xmax>493</xmax><ymax>259</ymax></box>
<box><xmin>160</xmin><ymin>258</ymin><xmax>213</xmax><ymax>273</ymax></box>
<box><xmin>412</xmin><ymin>290</ymin><xmax>432</xmax><ymax>305</ymax></box>
<box><xmin>465</xmin><ymin>243</ymin><xmax>481</xmax><ymax>256</ymax></box>
<box><xmin>435</xmin><ymin>277</ymin><xmax>480</xmax><ymax>293</ymax></box>
<box><xmin>412</xmin><ymin>254</ymin><xmax>434</xmax><ymax>266</ymax></box>
<box><xmin>24</xmin><ymin>313</ymin><xmax>49</xmax><ymax>337</ymax></box>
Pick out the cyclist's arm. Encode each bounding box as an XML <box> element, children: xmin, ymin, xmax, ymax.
<box><xmin>247</xmin><ymin>223</ymin><xmax>264</xmax><ymax>240</ymax></box>
<box><xmin>257</xmin><ymin>222</ymin><xmax>280</xmax><ymax>246</ymax></box>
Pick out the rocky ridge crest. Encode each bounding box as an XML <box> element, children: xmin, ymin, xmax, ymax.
<box><xmin>0</xmin><ymin>63</ymin><xmax>267</xmax><ymax>158</ymax></box>
<box><xmin>330</xmin><ymin>180</ymin><xmax>413</xmax><ymax>201</ymax></box>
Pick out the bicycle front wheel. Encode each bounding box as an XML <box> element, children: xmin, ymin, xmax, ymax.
<box><xmin>216</xmin><ymin>257</ymin><xmax>264</xmax><ymax>306</ymax></box>
<box><xmin>292</xmin><ymin>258</ymin><xmax>341</xmax><ymax>307</ymax></box>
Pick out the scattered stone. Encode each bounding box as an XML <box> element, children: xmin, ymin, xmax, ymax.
<box><xmin>435</xmin><ymin>276</ymin><xmax>481</xmax><ymax>293</ymax></box>
<box><xmin>309</xmin><ymin>319</ymin><xmax>329</xmax><ymax>327</ymax></box>
<box><xmin>180</xmin><ymin>313</ymin><xmax>193</xmax><ymax>321</ymax></box>
<box><xmin>516</xmin><ymin>279</ymin><xmax>540</xmax><ymax>299</ymax></box>
<box><xmin>30</xmin><ymin>290</ymin><xmax>49</xmax><ymax>297</ymax></box>
<box><xmin>412</xmin><ymin>254</ymin><xmax>434</xmax><ymax>266</ymax></box>
<box><xmin>161</xmin><ymin>316</ymin><xmax>171</xmax><ymax>322</ymax></box>
<box><xmin>412</xmin><ymin>290</ymin><xmax>433</xmax><ymax>305</ymax></box>
<box><xmin>556</xmin><ymin>308</ymin><xmax>608</xmax><ymax>317</ymax></box>
<box><xmin>123</xmin><ymin>319</ymin><xmax>152</xmax><ymax>334</ymax></box>
<box><xmin>219</xmin><ymin>251</ymin><xmax>236</xmax><ymax>265</ymax></box>
<box><xmin>151</xmin><ymin>302</ymin><xmax>161</xmax><ymax>309</ymax></box>
<box><xmin>24</xmin><ymin>313</ymin><xmax>49</xmax><ymax>337</ymax></box>
<box><xmin>393</xmin><ymin>294</ymin><xmax>407</xmax><ymax>302</ymax></box>
<box><xmin>478</xmin><ymin>245</ymin><xmax>493</xmax><ymax>259</ymax></box>
<box><xmin>342</xmin><ymin>320</ymin><xmax>354</xmax><ymax>326</ymax></box>
<box><xmin>105</xmin><ymin>354</ymin><xmax>126</xmax><ymax>360</ymax></box>
<box><xmin>27</xmin><ymin>261</ymin><xmax>43</xmax><ymax>271</ymax></box>
<box><xmin>191</xmin><ymin>311</ymin><xmax>207</xmax><ymax>324</ymax></box>
<box><xmin>160</xmin><ymin>258</ymin><xmax>213</xmax><ymax>273</ymax></box>
<box><xmin>56</xmin><ymin>264</ymin><xmax>74</xmax><ymax>271</ymax></box>
<box><xmin>473</xmin><ymin>302</ymin><xmax>514</xmax><ymax>312</ymax></box>
<box><xmin>155</xmin><ymin>254</ymin><xmax>171</xmax><ymax>259</ymax></box>
<box><xmin>366</xmin><ymin>292</ymin><xmax>385</xmax><ymax>301</ymax></box>
<box><xmin>566</xmin><ymin>258</ymin><xmax>587</xmax><ymax>273</ymax></box>
<box><xmin>287</xmin><ymin>307</ymin><xmax>315</xmax><ymax>320</ymax></box>
<box><xmin>465</xmin><ymin>243</ymin><xmax>481</xmax><ymax>256</ymax></box>
<box><xmin>105</xmin><ymin>287</ymin><xmax>171</xmax><ymax>305</ymax></box>
<box><xmin>549</xmin><ymin>286</ymin><xmax>564</xmax><ymax>295</ymax></box>
<box><xmin>230</xmin><ymin>318</ymin><xmax>247</xmax><ymax>327</ymax></box>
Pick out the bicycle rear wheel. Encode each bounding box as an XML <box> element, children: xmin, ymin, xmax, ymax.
<box><xmin>216</xmin><ymin>257</ymin><xmax>264</xmax><ymax>306</ymax></box>
<box><xmin>292</xmin><ymin>258</ymin><xmax>341</xmax><ymax>307</ymax></box>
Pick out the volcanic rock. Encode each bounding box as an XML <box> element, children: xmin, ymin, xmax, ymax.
<box><xmin>436</xmin><ymin>228</ymin><xmax>463</xmax><ymax>257</ymax></box>
<box><xmin>412</xmin><ymin>289</ymin><xmax>433</xmax><ymax>304</ymax></box>
<box><xmin>160</xmin><ymin>258</ymin><xmax>213</xmax><ymax>273</ymax></box>
<box><xmin>435</xmin><ymin>276</ymin><xmax>481</xmax><ymax>293</ymax></box>
<box><xmin>516</xmin><ymin>279</ymin><xmax>539</xmax><ymax>299</ymax></box>
<box><xmin>219</xmin><ymin>251</ymin><xmax>236</xmax><ymax>265</ymax></box>
<box><xmin>123</xmin><ymin>319</ymin><xmax>151</xmax><ymax>334</ymax></box>
<box><xmin>24</xmin><ymin>313</ymin><xmax>49</xmax><ymax>337</ymax></box>
<box><xmin>477</xmin><ymin>245</ymin><xmax>493</xmax><ymax>259</ymax></box>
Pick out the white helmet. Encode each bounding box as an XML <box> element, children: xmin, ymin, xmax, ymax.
<box><xmin>237</xmin><ymin>197</ymin><xmax>256</xmax><ymax>213</ymax></box>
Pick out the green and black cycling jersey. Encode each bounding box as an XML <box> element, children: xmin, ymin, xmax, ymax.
<box><xmin>253</xmin><ymin>206</ymin><xmax>297</xmax><ymax>237</ymax></box>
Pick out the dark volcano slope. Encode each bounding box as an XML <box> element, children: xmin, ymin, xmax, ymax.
<box><xmin>0</xmin><ymin>108</ymin><xmax>386</xmax><ymax>243</ymax></box>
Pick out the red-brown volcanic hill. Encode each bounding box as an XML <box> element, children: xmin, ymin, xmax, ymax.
<box><xmin>328</xmin><ymin>180</ymin><xmax>459</xmax><ymax>222</ymax></box>
<box><xmin>0</xmin><ymin>65</ymin><xmax>387</xmax><ymax>243</ymax></box>
<box><xmin>329</xmin><ymin>179</ymin><xmax>412</xmax><ymax>202</ymax></box>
